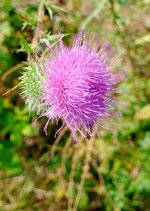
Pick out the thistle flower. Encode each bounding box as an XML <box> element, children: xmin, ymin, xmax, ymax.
<box><xmin>21</xmin><ymin>32</ymin><xmax>120</xmax><ymax>141</ymax></box>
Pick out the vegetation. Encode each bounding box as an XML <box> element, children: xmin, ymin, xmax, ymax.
<box><xmin>0</xmin><ymin>0</ymin><xmax>150</xmax><ymax>210</ymax></box>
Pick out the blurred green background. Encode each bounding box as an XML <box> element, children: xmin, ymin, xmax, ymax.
<box><xmin>0</xmin><ymin>0</ymin><xmax>150</xmax><ymax>210</ymax></box>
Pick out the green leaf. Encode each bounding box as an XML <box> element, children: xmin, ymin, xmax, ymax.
<box><xmin>140</xmin><ymin>132</ymin><xmax>150</xmax><ymax>150</ymax></box>
<box><xmin>19</xmin><ymin>34</ymin><xmax>32</xmax><ymax>53</ymax></box>
<box><xmin>0</xmin><ymin>140</ymin><xmax>22</xmax><ymax>175</ymax></box>
<box><xmin>45</xmin><ymin>5</ymin><xmax>53</xmax><ymax>20</ymax></box>
<box><xmin>130</xmin><ymin>174</ymin><xmax>150</xmax><ymax>197</ymax></box>
<box><xmin>118</xmin><ymin>0</ymin><xmax>128</xmax><ymax>4</ymax></box>
<box><xmin>48</xmin><ymin>156</ymin><xmax>61</xmax><ymax>169</ymax></box>
<box><xmin>49</xmin><ymin>4</ymin><xmax>67</xmax><ymax>13</ymax></box>
<box><xmin>78</xmin><ymin>190</ymin><xmax>89</xmax><ymax>210</ymax></box>
<box><xmin>45</xmin><ymin>2</ymin><xmax>67</xmax><ymax>20</ymax></box>
<box><xmin>0</xmin><ymin>99</ymin><xmax>3</xmax><ymax>114</ymax></box>
<box><xmin>22</xmin><ymin>124</ymin><xmax>37</xmax><ymax>137</ymax></box>
<box><xmin>0</xmin><ymin>109</ymin><xmax>15</xmax><ymax>133</ymax></box>
<box><xmin>45</xmin><ymin>2</ymin><xmax>67</xmax><ymax>18</ymax></box>
<box><xmin>18</xmin><ymin>15</ymin><xmax>37</xmax><ymax>26</ymax></box>
<box><xmin>10</xmin><ymin>133</ymin><xmax>23</xmax><ymax>147</ymax></box>
<box><xmin>40</xmin><ymin>33</ymin><xmax>70</xmax><ymax>44</ymax></box>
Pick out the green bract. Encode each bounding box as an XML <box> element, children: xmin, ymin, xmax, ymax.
<box><xmin>20</xmin><ymin>64</ymin><xmax>47</xmax><ymax>114</ymax></box>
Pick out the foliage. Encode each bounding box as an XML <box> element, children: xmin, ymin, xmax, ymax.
<box><xmin>0</xmin><ymin>0</ymin><xmax>150</xmax><ymax>210</ymax></box>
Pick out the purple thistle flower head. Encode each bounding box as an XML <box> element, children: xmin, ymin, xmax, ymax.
<box><xmin>37</xmin><ymin>32</ymin><xmax>120</xmax><ymax>141</ymax></box>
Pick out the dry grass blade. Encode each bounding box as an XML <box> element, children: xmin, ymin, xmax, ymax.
<box><xmin>73</xmin><ymin>138</ymin><xmax>94</xmax><ymax>211</ymax></box>
<box><xmin>2</xmin><ymin>82</ymin><xmax>22</xmax><ymax>96</ymax></box>
<box><xmin>81</xmin><ymin>0</ymin><xmax>107</xmax><ymax>29</ymax></box>
<box><xmin>67</xmin><ymin>144</ymin><xmax>79</xmax><ymax>211</ymax></box>
<box><xmin>61</xmin><ymin>134</ymin><xmax>72</xmax><ymax>175</ymax></box>
<box><xmin>43</xmin><ymin>127</ymin><xmax>68</xmax><ymax>167</ymax></box>
<box><xmin>1</xmin><ymin>63</ymin><xmax>25</xmax><ymax>81</ymax></box>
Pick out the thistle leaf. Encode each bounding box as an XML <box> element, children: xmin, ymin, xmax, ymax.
<box><xmin>40</xmin><ymin>33</ymin><xmax>70</xmax><ymax>45</ymax></box>
<box><xmin>19</xmin><ymin>34</ymin><xmax>32</xmax><ymax>53</ymax></box>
